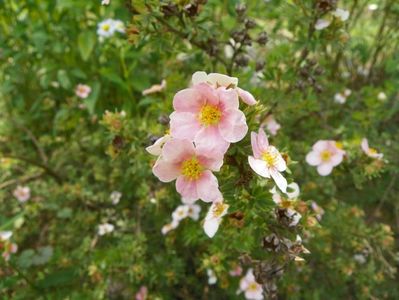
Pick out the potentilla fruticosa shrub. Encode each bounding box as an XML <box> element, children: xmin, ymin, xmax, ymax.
<box><xmin>0</xmin><ymin>0</ymin><xmax>398</xmax><ymax>299</ymax></box>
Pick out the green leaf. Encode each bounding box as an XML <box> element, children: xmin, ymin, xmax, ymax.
<box><xmin>57</xmin><ymin>70</ymin><xmax>71</xmax><ymax>89</ymax></box>
<box><xmin>78</xmin><ymin>31</ymin><xmax>96</xmax><ymax>61</ymax></box>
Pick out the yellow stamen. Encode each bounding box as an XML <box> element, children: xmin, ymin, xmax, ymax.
<box><xmin>248</xmin><ymin>282</ymin><xmax>259</xmax><ymax>291</ymax></box>
<box><xmin>199</xmin><ymin>105</ymin><xmax>222</xmax><ymax>126</ymax></box>
<box><xmin>262</xmin><ymin>150</ymin><xmax>277</xmax><ymax>167</ymax></box>
<box><xmin>368</xmin><ymin>148</ymin><xmax>378</xmax><ymax>155</ymax></box>
<box><xmin>320</xmin><ymin>150</ymin><xmax>331</xmax><ymax>162</ymax></box>
<box><xmin>102</xmin><ymin>24</ymin><xmax>110</xmax><ymax>31</ymax></box>
<box><xmin>212</xmin><ymin>202</ymin><xmax>228</xmax><ymax>217</ymax></box>
<box><xmin>181</xmin><ymin>157</ymin><xmax>203</xmax><ymax>180</ymax></box>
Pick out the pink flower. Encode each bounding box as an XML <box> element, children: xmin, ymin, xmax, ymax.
<box><xmin>170</xmin><ymin>83</ymin><xmax>248</xmax><ymax>155</ymax></box>
<box><xmin>248</xmin><ymin>128</ymin><xmax>287</xmax><ymax>193</ymax></box>
<box><xmin>306</xmin><ymin>140</ymin><xmax>345</xmax><ymax>176</ymax></box>
<box><xmin>13</xmin><ymin>185</ymin><xmax>30</xmax><ymax>203</ymax></box>
<box><xmin>152</xmin><ymin>138</ymin><xmax>223</xmax><ymax>203</ymax></box>
<box><xmin>263</xmin><ymin>115</ymin><xmax>281</xmax><ymax>136</ymax></box>
<box><xmin>135</xmin><ymin>286</ymin><xmax>148</xmax><ymax>300</ymax></box>
<box><xmin>192</xmin><ymin>71</ymin><xmax>257</xmax><ymax>106</ymax></box>
<box><xmin>361</xmin><ymin>138</ymin><xmax>383</xmax><ymax>159</ymax></box>
<box><xmin>142</xmin><ymin>79</ymin><xmax>166</xmax><ymax>96</ymax></box>
<box><xmin>229</xmin><ymin>265</ymin><xmax>243</xmax><ymax>277</ymax></box>
<box><xmin>75</xmin><ymin>84</ymin><xmax>91</xmax><ymax>99</ymax></box>
<box><xmin>239</xmin><ymin>269</ymin><xmax>263</xmax><ymax>300</ymax></box>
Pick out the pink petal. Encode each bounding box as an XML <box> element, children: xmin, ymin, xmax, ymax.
<box><xmin>162</xmin><ymin>138</ymin><xmax>195</xmax><ymax>163</ymax></box>
<box><xmin>195</xmin><ymin>83</ymin><xmax>219</xmax><ymax>106</ymax></box>
<box><xmin>219</xmin><ymin>109</ymin><xmax>248</xmax><ymax>143</ymax></box>
<box><xmin>152</xmin><ymin>158</ymin><xmax>181</xmax><ymax>182</ymax></box>
<box><xmin>248</xmin><ymin>156</ymin><xmax>270</xmax><ymax>178</ymax></box>
<box><xmin>196</xmin><ymin>170</ymin><xmax>222</xmax><ymax>202</ymax></box>
<box><xmin>257</xmin><ymin>127</ymin><xmax>269</xmax><ymax>150</ymax></box>
<box><xmin>306</xmin><ymin>151</ymin><xmax>321</xmax><ymax>166</ymax></box>
<box><xmin>313</xmin><ymin>140</ymin><xmax>328</xmax><ymax>151</ymax></box>
<box><xmin>173</xmin><ymin>88</ymin><xmax>204</xmax><ymax>113</ymax></box>
<box><xmin>270</xmin><ymin>169</ymin><xmax>287</xmax><ymax>193</ymax></box>
<box><xmin>251</xmin><ymin>132</ymin><xmax>262</xmax><ymax>159</ymax></box>
<box><xmin>197</xmin><ymin>154</ymin><xmax>224</xmax><ymax>172</ymax></box>
<box><xmin>317</xmin><ymin>163</ymin><xmax>333</xmax><ymax>176</ymax></box>
<box><xmin>361</xmin><ymin>138</ymin><xmax>369</xmax><ymax>153</ymax></box>
<box><xmin>330</xmin><ymin>153</ymin><xmax>343</xmax><ymax>166</ymax></box>
<box><xmin>218</xmin><ymin>87</ymin><xmax>239</xmax><ymax>111</ymax></box>
<box><xmin>176</xmin><ymin>175</ymin><xmax>199</xmax><ymax>201</ymax></box>
<box><xmin>237</xmin><ymin>87</ymin><xmax>257</xmax><ymax>106</ymax></box>
<box><xmin>195</xmin><ymin>126</ymin><xmax>230</xmax><ymax>155</ymax></box>
<box><xmin>170</xmin><ymin>111</ymin><xmax>201</xmax><ymax>141</ymax></box>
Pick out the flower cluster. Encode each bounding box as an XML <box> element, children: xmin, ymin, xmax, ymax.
<box><xmin>161</xmin><ymin>203</ymin><xmax>201</xmax><ymax>235</ymax></box>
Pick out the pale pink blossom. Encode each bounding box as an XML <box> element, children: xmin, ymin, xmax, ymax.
<box><xmin>152</xmin><ymin>138</ymin><xmax>223</xmax><ymax>203</ymax></box>
<box><xmin>306</xmin><ymin>140</ymin><xmax>345</xmax><ymax>176</ymax></box>
<box><xmin>333</xmin><ymin>8</ymin><xmax>350</xmax><ymax>21</ymax></box>
<box><xmin>229</xmin><ymin>265</ymin><xmax>243</xmax><ymax>277</ymax></box>
<box><xmin>146</xmin><ymin>134</ymin><xmax>171</xmax><ymax>156</ymax></box>
<box><xmin>142</xmin><ymin>79</ymin><xmax>167</xmax><ymax>96</ymax></box>
<box><xmin>315</xmin><ymin>19</ymin><xmax>331</xmax><ymax>30</ymax></box>
<box><xmin>203</xmin><ymin>201</ymin><xmax>229</xmax><ymax>238</ymax></box>
<box><xmin>98</xmin><ymin>223</ymin><xmax>114</xmax><ymax>235</ymax></box>
<box><xmin>334</xmin><ymin>89</ymin><xmax>351</xmax><ymax>104</ymax></box>
<box><xmin>172</xmin><ymin>205</ymin><xmax>190</xmax><ymax>222</ymax></box>
<box><xmin>13</xmin><ymin>185</ymin><xmax>30</xmax><ymax>203</ymax></box>
<box><xmin>170</xmin><ymin>83</ymin><xmax>248</xmax><ymax>155</ymax></box>
<box><xmin>135</xmin><ymin>286</ymin><xmax>148</xmax><ymax>300</ymax></box>
<box><xmin>248</xmin><ymin>128</ymin><xmax>287</xmax><ymax>193</ymax></box>
<box><xmin>187</xmin><ymin>204</ymin><xmax>201</xmax><ymax>221</ymax></box>
<box><xmin>239</xmin><ymin>269</ymin><xmax>263</xmax><ymax>300</ymax></box>
<box><xmin>192</xmin><ymin>71</ymin><xmax>257</xmax><ymax>106</ymax></box>
<box><xmin>110</xmin><ymin>191</ymin><xmax>122</xmax><ymax>205</ymax></box>
<box><xmin>263</xmin><ymin>115</ymin><xmax>281</xmax><ymax>136</ymax></box>
<box><xmin>161</xmin><ymin>220</ymin><xmax>179</xmax><ymax>235</ymax></box>
<box><xmin>361</xmin><ymin>138</ymin><xmax>383</xmax><ymax>159</ymax></box>
<box><xmin>75</xmin><ymin>84</ymin><xmax>92</xmax><ymax>99</ymax></box>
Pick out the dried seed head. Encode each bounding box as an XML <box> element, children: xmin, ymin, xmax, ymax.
<box><xmin>257</xmin><ymin>31</ymin><xmax>269</xmax><ymax>45</ymax></box>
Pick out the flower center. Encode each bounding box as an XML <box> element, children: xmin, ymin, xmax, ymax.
<box><xmin>103</xmin><ymin>24</ymin><xmax>110</xmax><ymax>31</ymax></box>
<box><xmin>212</xmin><ymin>202</ymin><xmax>227</xmax><ymax>217</ymax></box>
<box><xmin>248</xmin><ymin>282</ymin><xmax>259</xmax><ymax>292</ymax></box>
<box><xmin>320</xmin><ymin>150</ymin><xmax>331</xmax><ymax>162</ymax></box>
<box><xmin>262</xmin><ymin>150</ymin><xmax>277</xmax><ymax>167</ymax></box>
<box><xmin>199</xmin><ymin>105</ymin><xmax>222</xmax><ymax>126</ymax></box>
<box><xmin>181</xmin><ymin>157</ymin><xmax>203</xmax><ymax>180</ymax></box>
<box><xmin>368</xmin><ymin>148</ymin><xmax>377</xmax><ymax>155</ymax></box>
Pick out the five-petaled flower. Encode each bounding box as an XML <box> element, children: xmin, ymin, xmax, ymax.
<box><xmin>306</xmin><ymin>140</ymin><xmax>345</xmax><ymax>176</ymax></box>
<box><xmin>169</xmin><ymin>82</ymin><xmax>248</xmax><ymax>155</ymax></box>
<box><xmin>361</xmin><ymin>138</ymin><xmax>383</xmax><ymax>159</ymax></box>
<box><xmin>239</xmin><ymin>269</ymin><xmax>264</xmax><ymax>300</ymax></box>
<box><xmin>248</xmin><ymin>128</ymin><xmax>287</xmax><ymax>193</ymax></box>
<box><xmin>75</xmin><ymin>84</ymin><xmax>92</xmax><ymax>99</ymax></box>
<box><xmin>152</xmin><ymin>138</ymin><xmax>223</xmax><ymax>203</ymax></box>
<box><xmin>203</xmin><ymin>201</ymin><xmax>229</xmax><ymax>238</ymax></box>
<box><xmin>13</xmin><ymin>185</ymin><xmax>31</xmax><ymax>203</ymax></box>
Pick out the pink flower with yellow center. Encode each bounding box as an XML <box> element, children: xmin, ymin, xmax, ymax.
<box><xmin>152</xmin><ymin>138</ymin><xmax>223</xmax><ymax>203</ymax></box>
<box><xmin>239</xmin><ymin>269</ymin><xmax>264</xmax><ymax>300</ymax></box>
<box><xmin>248</xmin><ymin>128</ymin><xmax>287</xmax><ymax>193</ymax></box>
<box><xmin>75</xmin><ymin>84</ymin><xmax>92</xmax><ymax>99</ymax></box>
<box><xmin>306</xmin><ymin>140</ymin><xmax>346</xmax><ymax>176</ymax></box>
<box><xmin>169</xmin><ymin>83</ymin><xmax>248</xmax><ymax>155</ymax></box>
<box><xmin>361</xmin><ymin>138</ymin><xmax>383</xmax><ymax>159</ymax></box>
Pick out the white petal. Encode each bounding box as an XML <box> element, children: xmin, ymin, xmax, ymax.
<box><xmin>317</xmin><ymin>163</ymin><xmax>334</xmax><ymax>176</ymax></box>
<box><xmin>286</xmin><ymin>182</ymin><xmax>300</xmax><ymax>199</ymax></box>
<box><xmin>207</xmin><ymin>73</ymin><xmax>238</xmax><ymax>87</ymax></box>
<box><xmin>248</xmin><ymin>156</ymin><xmax>270</xmax><ymax>178</ymax></box>
<box><xmin>192</xmin><ymin>71</ymin><xmax>208</xmax><ymax>85</ymax></box>
<box><xmin>270</xmin><ymin>169</ymin><xmax>287</xmax><ymax>193</ymax></box>
<box><xmin>315</xmin><ymin>19</ymin><xmax>331</xmax><ymax>30</ymax></box>
<box><xmin>203</xmin><ymin>218</ymin><xmax>220</xmax><ymax>238</ymax></box>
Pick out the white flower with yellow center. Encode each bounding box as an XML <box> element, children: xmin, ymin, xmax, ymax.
<box><xmin>97</xmin><ymin>19</ymin><xmax>115</xmax><ymax>38</ymax></box>
<box><xmin>203</xmin><ymin>201</ymin><xmax>229</xmax><ymax>238</ymax></box>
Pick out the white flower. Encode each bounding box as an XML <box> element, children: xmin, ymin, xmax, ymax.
<box><xmin>361</xmin><ymin>138</ymin><xmax>383</xmax><ymax>159</ymax></box>
<box><xmin>13</xmin><ymin>186</ymin><xmax>30</xmax><ymax>203</ymax></box>
<box><xmin>112</xmin><ymin>20</ymin><xmax>125</xmax><ymax>34</ymax></box>
<box><xmin>161</xmin><ymin>220</ymin><xmax>179</xmax><ymax>235</ymax></box>
<box><xmin>334</xmin><ymin>89</ymin><xmax>351</xmax><ymax>104</ymax></box>
<box><xmin>239</xmin><ymin>269</ymin><xmax>263</xmax><ymax>300</ymax></box>
<box><xmin>98</xmin><ymin>223</ymin><xmax>114</xmax><ymax>235</ymax></box>
<box><xmin>353</xmin><ymin>254</ymin><xmax>366</xmax><ymax>264</ymax></box>
<box><xmin>172</xmin><ymin>205</ymin><xmax>190</xmax><ymax>222</ymax></box>
<box><xmin>315</xmin><ymin>19</ymin><xmax>331</xmax><ymax>30</ymax></box>
<box><xmin>101</xmin><ymin>0</ymin><xmax>110</xmax><ymax>5</ymax></box>
<box><xmin>187</xmin><ymin>204</ymin><xmax>201</xmax><ymax>221</ymax></box>
<box><xmin>75</xmin><ymin>84</ymin><xmax>91</xmax><ymax>99</ymax></box>
<box><xmin>146</xmin><ymin>134</ymin><xmax>171</xmax><ymax>156</ymax></box>
<box><xmin>97</xmin><ymin>19</ymin><xmax>115</xmax><ymax>38</ymax></box>
<box><xmin>0</xmin><ymin>231</ymin><xmax>13</xmax><ymax>241</ymax></box>
<box><xmin>110</xmin><ymin>191</ymin><xmax>122</xmax><ymax>205</ymax></box>
<box><xmin>142</xmin><ymin>79</ymin><xmax>167</xmax><ymax>96</ymax></box>
<box><xmin>285</xmin><ymin>182</ymin><xmax>300</xmax><ymax>199</ymax></box>
<box><xmin>248</xmin><ymin>128</ymin><xmax>287</xmax><ymax>193</ymax></box>
<box><xmin>207</xmin><ymin>269</ymin><xmax>217</xmax><ymax>285</ymax></box>
<box><xmin>333</xmin><ymin>8</ymin><xmax>350</xmax><ymax>22</ymax></box>
<box><xmin>192</xmin><ymin>71</ymin><xmax>257</xmax><ymax>106</ymax></box>
<box><xmin>368</xmin><ymin>4</ymin><xmax>378</xmax><ymax>11</ymax></box>
<box><xmin>377</xmin><ymin>92</ymin><xmax>387</xmax><ymax>101</ymax></box>
<box><xmin>306</xmin><ymin>140</ymin><xmax>346</xmax><ymax>176</ymax></box>
<box><xmin>203</xmin><ymin>201</ymin><xmax>229</xmax><ymax>238</ymax></box>
<box><xmin>263</xmin><ymin>115</ymin><xmax>281</xmax><ymax>136</ymax></box>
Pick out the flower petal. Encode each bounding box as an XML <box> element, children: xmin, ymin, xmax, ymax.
<box><xmin>192</xmin><ymin>71</ymin><xmax>208</xmax><ymax>85</ymax></box>
<box><xmin>237</xmin><ymin>87</ymin><xmax>257</xmax><ymax>106</ymax></box>
<box><xmin>219</xmin><ymin>109</ymin><xmax>248</xmax><ymax>143</ymax></box>
<box><xmin>248</xmin><ymin>156</ymin><xmax>270</xmax><ymax>178</ymax></box>
<box><xmin>195</xmin><ymin>126</ymin><xmax>230</xmax><ymax>155</ymax></box>
<box><xmin>203</xmin><ymin>217</ymin><xmax>220</xmax><ymax>238</ymax></box>
<box><xmin>173</xmin><ymin>88</ymin><xmax>204</xmax><ymax>112</ymax></box>
<box><xmin>170</xmin><ymin>111</ymin><xmax>201</xmax><ymax>141</ymax></box>
<box><xmin>270</xmin><ymin>169</ymin><xmax>287</xmax><ymax>193</ymax></box>
<box><xmin>152</xmin><ymin>158</ymin><xmax>180</xmax><ymax>182</ymax></box>
<box><xmin>251</xmin><ymin>132</ymin><xmax>262</xmax><ymax>159</ymax></box>
<box><xmin>208</xmin><ymin>73</ymin><xmax>238</xmax><ymax>87</ymax></box>
<box><xmin>257</xmin><ymin>127</ymin><xmax>269</xmax><ymax>150</ymax></box>
<box><xmin>306</xmin><ymin>151</ymin><xmax>321</xmax><ymax>166</ymax></box>
<box><xmin>161</xmin><ymin>138</ymin><xmax>195</xmax><ymax>163</ymax></box>
<box><xmin>317</xmin><ymin>163</ymin><xmax>333</xmax><ymax>176</ymax></box>
<box><xmin>176</xmin><ymin>175</ymin><xmax>199</xmax><ymax>201</ymax></box>
<box><xmin>196</xmin><ymin>170</ymin><xmax>222</xmax><ymax>202</ymax></box>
